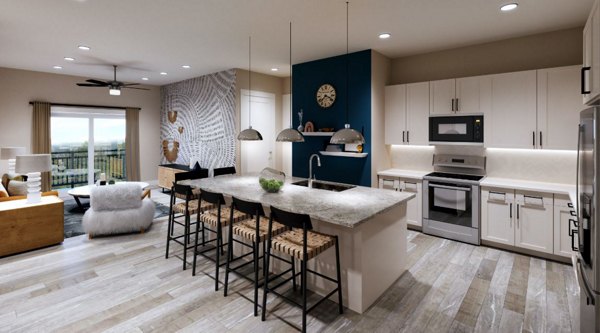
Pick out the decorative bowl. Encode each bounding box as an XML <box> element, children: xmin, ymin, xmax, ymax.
<box><xmin>259</xmin><ymin>168</ymin><xmax>285</xmax><ymax>193</ymax></box>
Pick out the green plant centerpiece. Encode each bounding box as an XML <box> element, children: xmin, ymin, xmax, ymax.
<box><xmin>258</xmin><ymin>167</ymin><xmax>285</xmax><ymax>193</ymax></box>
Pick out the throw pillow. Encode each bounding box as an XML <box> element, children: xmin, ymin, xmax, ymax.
<box><xmin>0</xmin><ymin>183</ymin><xmax>8</xmax><ymax>198</ymax></box>
<box><xmin>7</xmin><ymin>180</ymin><xmax>28</xmax><ymax>196</ymax></box>
<box><xmin>191</xmin><ymin>161</ymin><xmax>201</xmax><ymax>172</ymax></box>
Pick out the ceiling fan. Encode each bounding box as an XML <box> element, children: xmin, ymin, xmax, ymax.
<box><xmin>76</xmin><ymin>65</ymin><xmax>149</xmax><ymax>96</ymax></box>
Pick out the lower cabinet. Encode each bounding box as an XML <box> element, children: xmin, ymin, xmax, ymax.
<box><xmin>482</xmin><ymin>188</ymin><xmax>556</xmax><ymax>256</ymax></box>
<box><xmin>378</xmin><ymin>176</ymin><xmax>422</xmax><ymax>228</ymax></box>
<box><xmin>553</xmin><ymin>194</ymin><xmax>578</xmax><ymax>258</ymax></box>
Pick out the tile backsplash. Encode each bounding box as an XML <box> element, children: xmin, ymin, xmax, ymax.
<box><xmin>389</xmin><ymin>145</ymin><xmax>576</xmax><ymax>185</ymax></box>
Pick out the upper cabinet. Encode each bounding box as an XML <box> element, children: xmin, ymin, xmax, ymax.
<box><xmin>384</xmin><ymin>82</ymin><xmax>429</xmax><ymax>145</ymax></box>
<box><xmin>486</xmin><ymin>70</ymin><xmax>538</xmax><ymax>149</ymax></box>
<box><xmin>583</xmin><ymin>0</ymin><xmax>600</xmax><ymax>105</ymax></box>
<box><xmin>430</xmin><ymin>76</ymin><xmax>488</xmax><ymax>115</ymax></box>
<box><xmin>537</xmin><ymin>66</ymin><xmax>582</xmax><ymax>150</ymax></box>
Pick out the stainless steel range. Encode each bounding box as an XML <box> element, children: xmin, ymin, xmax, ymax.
<box><xmin>423</xmin><ymin>154</ymin><xmax>485</xmax><ymax>245</ymax></box>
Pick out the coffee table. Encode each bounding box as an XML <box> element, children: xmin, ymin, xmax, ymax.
<box><xmin>67</xmin><ymin>182</ymin><xmax>150</xmax><ymax>210</ymax></box>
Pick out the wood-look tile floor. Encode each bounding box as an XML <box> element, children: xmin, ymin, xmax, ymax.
<box><xmin>0</xmin><ymin>189</ymin><xmax>579</xmax><ymax>332</ymax></box>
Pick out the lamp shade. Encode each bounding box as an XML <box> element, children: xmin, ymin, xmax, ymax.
<box><xmin>237</xmin><ymin>127</ymin><xmax>263</xmax><ymax>141</ymax></box>
<box><xmin>276</xmin><ymin>128</ymin><xmax>305</xmax><ymax>142</ymax></box>
<box><xmin>15</xmin><ymin>154</ymin><xmax>52</xmax><ymax>173</ymax></box>
<box><xmin>0</xmin><ymin>147</ymin><xmax>26</xmax><ymax>160</ymax></box>
<box><xmin>330</xmin><ymin>124</ymin><xmax>365</xmax><ymax>144</ymax></box>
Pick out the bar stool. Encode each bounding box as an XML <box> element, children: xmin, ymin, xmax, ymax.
<box><xmin>213</xmin><ymin>166</ymin><xmax>236</xmax><ymax>177</ymax></box>
<box><xmin>165</xmin><ymin>184</ymin><xmax>211</xmax><ymax>270</ymax></box>
<box><xmin>169</xmin><ymin>169</ymin><xmax>210</xmax><ymax>238</ymax></box>
<box><xmin>261</xmin><ymin>206</ymin><xmax>343</xmax><ymax>333</ymax></box>
<box><xmin>192</xmin><ymin>190</ymin><xmax>249</xmax><ymax>291</ymax></box>
<box><xmin>223</xmin><ymin>197</ymin><xmax>288</xmax><ymax>316</ymax></box>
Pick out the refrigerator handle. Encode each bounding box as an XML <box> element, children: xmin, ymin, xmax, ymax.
<box><xmin>576</xmin><ymin>124</ymin><xmax>582</xmax><ymax>226</ymax></box>
<box><xmin>576</xmin><ymin>258</ymin><xmax>596</xmax><ymax>306</ymax></box>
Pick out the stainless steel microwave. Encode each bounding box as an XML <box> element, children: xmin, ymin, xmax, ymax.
<box><xmin>429</xmin><ymin>115</ymin><xmax>484</xmax><ymax>145</ymax></box>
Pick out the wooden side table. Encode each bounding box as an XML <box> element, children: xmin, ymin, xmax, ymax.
<box><xmin>158</xmin><ymin>164</ymin><xmax>190</xmax><ymax>191</ymax></box>
<box><xmin>0</xmin><ymin>196</ymin><xmax>64</xmax><ymax>257</ymax></box>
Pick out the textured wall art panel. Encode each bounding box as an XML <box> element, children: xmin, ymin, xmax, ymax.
<box><xmin>160</xmin><ymin>69</ymin><xmax>236</xmax><ymax>170</ymax></box>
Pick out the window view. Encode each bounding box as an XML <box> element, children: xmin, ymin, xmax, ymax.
<box><xmin>50</xmin><ymin>108</ymin><xmax>126</xmax><ymax>189</ymax></box>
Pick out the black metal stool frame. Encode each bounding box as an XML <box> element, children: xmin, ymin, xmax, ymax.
<box><xmin>261</xmin><ymin>206</ymin><xmax>343</xmax><ymax>333</ymax></box>
<box><xmin>223</xmin><ymin>197</ymin><xmax>296</xmax><ymax>317</ymax></box>
<box><xmin>169</xmin><ymin>169</ymin><xmax>209</xmax><ymax>238</ymax></box>
<box><xmin>165</xmin><ymin>184</ymin><xmax>201</xmax><ymax>270</ymax></box>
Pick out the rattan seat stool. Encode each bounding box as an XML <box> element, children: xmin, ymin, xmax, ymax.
<box><xmin>223</xmin><ymin>197</ymin><xmax>288</xmax><ymax>316</ymax></box>
<box><xmin>166</xmin><ymin>184</ymin><xmax>211</xmax><ymax>270</ymax></box>
<box><xmin>192</xmin><ymin>190</ymin><xmax>248</xmax><ymax>291</ymax></box>
<box><xmin>261</xmin><ymin>206</ymin><xmax>343</xmax><ymax>333</ymax></box>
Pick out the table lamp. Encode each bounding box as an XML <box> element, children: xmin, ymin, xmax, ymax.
<box><xmin>15</xmin><ymin>154</ymin><xmax>52</xmax><ymax>204</ymax></box>
<box><xmin>0</xmin><ymin>147</ymin><xmax>26</xmax><ymax>174</ymax></box>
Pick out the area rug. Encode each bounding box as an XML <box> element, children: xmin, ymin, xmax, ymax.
<box><xmin>63</xmin><ymin>199</ymin><xmax>170</xmax><ymax>238</ymax></box>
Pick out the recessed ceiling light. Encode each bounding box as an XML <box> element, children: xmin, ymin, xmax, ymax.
<box><xmin>64</xmin><ymin>57</ymin><xmax>75</xmax><ymax>61</ymax></box>
<box><xmin>500</xmin><ymin>3</ymin><xmax>518</xmax><ymax>11</ymax></box>
<box><xmin>78</xmin><ymin>45</ymin><xmax>91</xmax><ymax>51</ymax></box>
<box><xmin>379</xmin><ymin>33</ymin><xmax>391</xmax><ymax>39</ymax></box>
<box><xmin>271</xmin><ymin>68</ymin><xmax>279</xmax><ymax>72</ymax></box>
<box><xmin>160</xmin><ymin>72</ymin><xmax>168</xmax><ymax>75</ymax></box>
<box><xmin>181</xmin><ymin>65</ymin><xmax>191</xmax><ymax>69</ymax></box>
<box><xmin>141</xmin><ymin>77</ymin><xmax>149</xmax><ymax>81</ymax></box>
<box><xmin>53</xmin><ymin>65</ymin><xmax>62</xmax><ymax>69</ymax></box>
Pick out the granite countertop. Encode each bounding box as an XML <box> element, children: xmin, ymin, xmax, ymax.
<box><xmin>377</xmin><ymin>169</ymin><xmax>431</xmax><ymax>180</ymax></box>
<box><xmin>183</xmin><ymin>175</ymin><xmax>414</xmax><ymax>228</ymax></box>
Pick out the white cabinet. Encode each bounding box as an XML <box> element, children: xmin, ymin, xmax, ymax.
<box><xmin>378</xmin><ymin>176</ymin><xmax>422</xmax><ymax>228</ymax></box>
<box><xmin>486</xmin><ymin>70</ymin><xmax>538</xmax><ymax>149</ymax></box>
<box><xmin>537</xmin><ymin>66</ymin><xmax>582</xmax><ymax>150</ymax></box>
<box><xmin>583</xmin><ymin>0</ymin><xmax>600</xmax><ymax>105</ymax></box>
<box><xmin>384</xmin><ymin>82</ymin><xmax>429</xmax><ymax>145</ymax></box>
<box><xmin>481</xmin><ymin>189</ymin><xmax>515</xmax><ymax>246</ymax></box>
<box><xmin>554</xmin><ymin>195</ymin><xmax>578</xmax><ymax>258</ymax></box>
<box><xmin>400</xmin><ymin>179</ymin><xmax>422</xmax><ymax>227</ymax></box>
<box><xmin>430</xmin><ymin>76</ymin><xmax>489</xmax><ymax>115</ymax></box>
<box><xmin>384</xmin><ymin>85</ymin><xmax>406</xmax><ymax>145</ymax></box>
<box><xmin>514</xmin><ymin>192</ymin><xmax>554</xmax><ymax>254</ymax></box>
<box><xmin>482</xmin><ymin>188</ymin><xmax>554</xmax><ymax>255</ymax></box>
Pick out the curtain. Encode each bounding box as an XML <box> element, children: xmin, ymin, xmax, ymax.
<box><xmin>31</xmin><ymin>102</ymin><xmax>52</xmax><ymax>191</ymax></box>
<box><xmin>126</xmin><ymin>108</ymin><xmax>141</xmax><ymax>181</ymax></box>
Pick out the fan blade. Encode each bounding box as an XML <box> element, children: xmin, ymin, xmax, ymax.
<box><xmin>122</xmin><ymin>86</ymin><xmax>150</xmax><ymax>90</ymax></box>
<box><xmin>86</xmin><ymin>79</ymin><xmax>109</xmax><ymax>86</ymax></box>
<box><xmin>121</xmin><ymin>83</ymin><xmax>140</xmax><ymax>86</ymax></box>
<box><xmin>77</xmin><ymin>83</ymin><xmax>105</xmax><ymax>87</ymax></box>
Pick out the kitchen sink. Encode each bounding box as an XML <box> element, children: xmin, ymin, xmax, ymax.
<box><xmin>291</xmin><ymin>179</ymin><xmax>356</xmax><ymax>192</ymax></box>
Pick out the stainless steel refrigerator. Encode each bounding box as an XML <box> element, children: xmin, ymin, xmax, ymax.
<box><xmin>577</xmin><ymin>107</ymin><xmax>600</xmax><ymax>333</ymax></box>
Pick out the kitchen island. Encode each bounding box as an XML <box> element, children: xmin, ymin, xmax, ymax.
<box><xmin>184</xmin><ymin>174</ymin><xmax>414</xmax><ymax>313</ymax></box>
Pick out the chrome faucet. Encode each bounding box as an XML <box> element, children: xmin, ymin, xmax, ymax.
<box><xmin>309</xmin><ymin>153</ymin><xmax>321</xmax><ymax>182</ymax></box>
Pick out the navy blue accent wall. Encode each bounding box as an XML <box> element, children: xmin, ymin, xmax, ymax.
<box><xmin>292</xmin><ymin>50</ymin><xmax>371</xmax><ymax>187</ymax></box>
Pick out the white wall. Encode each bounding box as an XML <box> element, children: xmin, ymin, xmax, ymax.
<box><xmin>389</xmin><ymin>145</ymin><xmax>576</xmax><ymax>185</ymax></box>
<box><xmin>0</xmin><ymin>67</ymin><xmax>161</xmax><ymax>181</ymax></box>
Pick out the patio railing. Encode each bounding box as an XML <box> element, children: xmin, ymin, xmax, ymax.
<box><xmin>51</xmin><ymin>149</ymin><xmax>126</xmax><ymax>189</ymax></box>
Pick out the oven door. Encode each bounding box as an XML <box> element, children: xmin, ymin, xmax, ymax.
<box><xmin>425</xmin><ymin>181</ymin><xmax>474</xmax><ymax>228</ymax></box>
<box><xmin>429</xmin><ymin>116</ymin><xmax>483</xmax><ymax>143</ymax></box>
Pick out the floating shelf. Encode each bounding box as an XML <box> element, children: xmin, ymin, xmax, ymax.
<box><xmin>302</xmin><ymin>132</ymin><xmax>334</xmax><ymax>137</ymax></box>
<box><xmin>319</xmin><ymin>151</ymin><xmax>368</xmax><ymax>158</ymax></box>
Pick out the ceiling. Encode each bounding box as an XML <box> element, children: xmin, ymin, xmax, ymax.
<box><xmin>0</xmin><ymin>0</ymin><xmax>594</xmax><ymax>86</ymax></box>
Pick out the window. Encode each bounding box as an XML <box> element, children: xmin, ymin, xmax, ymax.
<box><xmin>50</xmin><ymin>107</ymin><xmax>126</xmax><ymax>189</ymax></box>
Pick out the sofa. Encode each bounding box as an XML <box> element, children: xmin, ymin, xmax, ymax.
<box><xmin>0</xmin><ymin>173</ymin><xmax>56</xmax><ymax>202</ymax></box>
<box><xmin>83</xmin><ymin>183</ymin><xmax>154</xmax><ymax>238</ymax></box>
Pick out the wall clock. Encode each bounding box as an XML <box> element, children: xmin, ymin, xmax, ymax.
<box><xmin>316</xmin><ymin>83</ymin><xmax>336</xmax><ymax>108</ymax></box>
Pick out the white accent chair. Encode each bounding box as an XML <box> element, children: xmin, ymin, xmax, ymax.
<box><xmin>83</xmin><ymin>183</ymin><xmax>154</xmax><ymax>238</ymax></box>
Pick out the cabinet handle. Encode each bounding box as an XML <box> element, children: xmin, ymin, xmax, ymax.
<box><xmin>509</xmin><ymin>203</ymin><xmax>512</xmax><ymax>219</ymax></box>
<box><xmin>567</xmin><ymin>202</ymin><xmax>574</xmax><ymax>208</ymax></box>
<box><xmin>516</xmin><ymin>204</ymin><xmax>520</xmax><ymax>227</ymax></box>
<box><xmin>532</xmin><ymin>131</ymin><xmax>535</xmax><ymax>148</ymax></box>
<box><xmin>582</xmin><ymin>66</ymin><xmax>591</xmax><ymax>94</ymax></box>
<box><xmin>407</xmin><ymin>131</ymin><xmax>410</xmax><ymax>143</ymax></box>
<box><xmin>402</xmin><ymin>131</ymin><xmax>405</xmax><ymax>143</ymax></box>
<box><xmin>455</xmin><ymin>98</ymin><xmax>459</xmax><ymax>112</ymax></box>
<box><xmin>451</xmin><ymin>98</ymin><xmax>454</xmax><ymax>112</ymax></box>
<box><xmin>571</xmin><ymin>229</ymin><xmax>579</xmax><ymax>251</ymax></box>
<box><xmin>569</xmin><ymin>219</ymin><xmax>579</xmax><ymax>236</ymax></box>
<box><xmin>539</xmin><ymin>131</ymin><xmax>542</xmax><ymax>148</ymax></box>
<box><xmin>570</xmin><ymin>210</ymin><xmax>577</xmax><ymax>216</ymax></box>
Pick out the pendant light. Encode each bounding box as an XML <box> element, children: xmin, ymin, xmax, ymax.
<box><xmin>276</xmin><ymin>22</ymin><xmax>305</xmax><ymax>143</ymax></box>
<box><xmin>330</xmin><ymin>1</ymin><xmax>365</xmax><ymax>145</ymax></box>
<box><xmin>238</xmin><ymin>36</ymin><xmax>263</xmax><ymax>141</ymax></box>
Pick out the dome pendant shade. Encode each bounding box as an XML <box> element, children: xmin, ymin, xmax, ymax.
<box><xmin>276</xmin><ymin>128</ymin><xmax>305</xmax><ymax>142</ymax></box>
<box><xmin>330</xmin><ymin>124</ymin><xmax>365</xmax><ymax>144</ymax></box>
<box><xmin>237</xmin><ymin>126</ymin><xmax>263</xmax><ymax>141</ymax></box>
